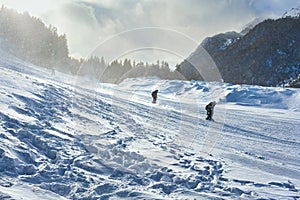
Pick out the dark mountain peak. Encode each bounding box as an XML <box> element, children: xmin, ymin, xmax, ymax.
<box><xmin>201</xmin><ymin>31</ymin><xmax>242</xmax><ymax>52</ymax></box>
<box><xmin>177</xmin><ymin>15</ymin><xmax>300</xmax><ymax>87</ymax></box>
<box><xmin>201</xmin><ymin>31</ymin><xmax>241</xmax><ymax>50</ymax></box>
<box><xmin>240</xmin><ymin>17</ymin><xmax>265</xmax><ymax>35</ymax></box>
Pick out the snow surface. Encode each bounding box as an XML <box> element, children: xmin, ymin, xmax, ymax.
<box><xmin>283</xmin><ymin>7</ymin><xmax>300</xmax><ymax>18</ymax></box>
<box><xmin>220</xmin><ymin>39</ymin><xmax>233</xmax><ymax>50</ymax></box>
<box><xmin>0</xmin><ymin>51</ymin><xmax>300</xmax><ymax>199</ymax></box>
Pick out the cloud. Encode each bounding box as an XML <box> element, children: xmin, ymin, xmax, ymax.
<box><xmin>75</xmin><ymin>0</ymin><xmax>258</xmax><ymax>64</ymax></box>
<box><xmin>249</xmin><ymin>0</ymin><xmax>300</xmax><ymax>16</ymax></box>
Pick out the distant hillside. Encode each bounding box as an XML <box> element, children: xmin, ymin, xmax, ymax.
<box><xmin>177</xmin><ymin>13</ymin><xmax>300</xmax><ymax>87</ymax></box>
<box><xmin>0</xmin><ymin>6</ymin><xmax>72</xmax><ymax>71</ymax></box>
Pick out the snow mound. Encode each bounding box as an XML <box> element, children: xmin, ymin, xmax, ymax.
<box><xmin>222</xmin><ymin>85</ymin><xmax>297</xmax><ymax>109</ymax></box>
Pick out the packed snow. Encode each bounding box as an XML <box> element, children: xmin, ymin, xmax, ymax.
<box><xmin>0</xmin><ymin>52</ymin><xmax>300</xmax><ymax>199</ymax></box>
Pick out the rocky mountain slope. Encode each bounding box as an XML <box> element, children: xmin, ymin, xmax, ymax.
<box><xmin>177</xmin><ymin>10</ymin><xmax>300</xmax><ymax>87</ymax></box>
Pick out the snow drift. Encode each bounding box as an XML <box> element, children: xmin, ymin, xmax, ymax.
<box><xmin>0</xmin><ymin>52</ymin><xmax>300</xmax><ymax>199</ymax></box>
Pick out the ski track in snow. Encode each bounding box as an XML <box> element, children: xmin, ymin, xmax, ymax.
<box><xmin>0</xmin><ymin>53</ymin><xmax>300</xmax><ymax>199</ymax></box>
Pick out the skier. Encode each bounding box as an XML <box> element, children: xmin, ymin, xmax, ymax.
<box><xmin>152</xmin><ymin>90</ymin><xmax>158</xmax><ymax>103</ymax></box>
<box><xmin>205</xmin><ymin>101</ymin><xmax>216</xmax><ymax>121</ymax></box>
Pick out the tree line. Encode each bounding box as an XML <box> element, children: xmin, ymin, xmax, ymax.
<box><xmin>0</xmin><ymin>6</ymin><xmax>183</xmax><ymax>83</ymax></box>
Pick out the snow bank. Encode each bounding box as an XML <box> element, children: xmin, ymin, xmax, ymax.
<box><xmin>221</xmin><ymin>84</ymin><xmax>298</xmax><ymax>109</ymax></box>
<box><xmin>120</xmin><ymin>78</ymin><xmax>299</xmax><ymax>110</ymax></box>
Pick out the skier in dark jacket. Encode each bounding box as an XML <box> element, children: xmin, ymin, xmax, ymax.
<box><xmin>152</xmin><ymin>90</ymin><xmax>158</xmax><ymax>103</ymax></box>
<box><xmin>205</xmin><ymin>101</ymin><xmax>216</xmax><ymax>121</ymax></box>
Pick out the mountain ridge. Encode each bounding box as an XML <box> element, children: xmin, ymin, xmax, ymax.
<box><xmin>177</xmin><ymin>10</ymin><xmax>300</xmax><ymax>87</ymax></box>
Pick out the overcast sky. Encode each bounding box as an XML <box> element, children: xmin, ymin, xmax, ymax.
<box><xmin>1</xmin><ymin>0</ymin><xmax>299</xmax><ymax>66</ymax></box>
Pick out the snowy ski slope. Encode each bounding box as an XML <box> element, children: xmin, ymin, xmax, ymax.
<box><xmin>0</xmin><ymin>52</ymin><xmax>300</xmax><ymax>199</ymax></box>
